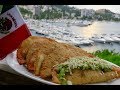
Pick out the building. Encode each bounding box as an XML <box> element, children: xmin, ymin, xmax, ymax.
<box><xmin>81</xmin><ymin>9</ymin><xmax>95</xmax><ymax>17</ymax></box>
<box><xmin>34</xmin><ymin>5</ymin><xmax>40</xmax><ymax>15</ymax></box>
<box><xmin>71</xmin><ymin>13</ymin><xmax>75</xmax><ymax>17</ymax></box>
<box><xmin>114</xmin><ymin>14</ymin><xmax>120</xmax><ymax>19</ymax></box>
<box><xmin>18</xmin><ymin>5</ymin><xmax>41</xmax><ymax>16</ymax></box>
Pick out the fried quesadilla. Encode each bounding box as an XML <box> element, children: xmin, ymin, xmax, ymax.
<box><xmin>17</xmin><ymin>36</ymin><xmax>94</xmax><ymax>78</ymax></box>
<box><xmin>17</xmin><ymin>36</ymin><xmax>120</xmax><ymax>85</ymax></box>
<box><xmin>52</xmin><ymin>57</ymin><xmax>120</xmax><ymax>85</ymax></box>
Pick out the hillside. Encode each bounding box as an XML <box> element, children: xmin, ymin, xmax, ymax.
<box><xmin>0</xmin><ymin>5</ymin><xmax>120</xmax><ymax>21</ymax></box>
<box><xmin>18</xmin><ymin>5</ymin><xmax>81</xmax><ymax>19</ymax></box>
<box><xmin>18</xmin><ymin>5</ymin><xmax>120</xmax><ymax>21</ymax></box>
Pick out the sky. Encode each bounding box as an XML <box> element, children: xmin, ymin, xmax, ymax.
<box><xmin>69</xmin><ymin>5</ymin><xmax>120</xmax><ymax>14</ymax></box>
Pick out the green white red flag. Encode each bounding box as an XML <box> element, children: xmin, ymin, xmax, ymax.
<box><xmin>0</xmin><ymin>5</ymin><xmax>31</xmax><ymax>60</ymax></box>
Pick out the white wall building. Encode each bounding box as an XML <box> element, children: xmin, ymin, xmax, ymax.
<box><xmin>41</xmin><ymin>5</ymin><xmax>48</xmax><ymax>12</ymax></box>
<box><xmin>34</xmin><ymin>5</ymin><xmax>40</xmax><ymax>15</ymax></box>
<box><xmin>19</xmin><ymin>5</ymin><xmax>41</xmax><ymax>16</ymax></box>
<box><xmin>114</xmin><ymin>14</ymin><xmax>120</xmax><ymax>19</ymax></box>
<box><xmin>81</xmin><ymin>9</ymin><xmax>95</xmax><ymax>17</ymax></box>
<box><xmin>71</xmin><ymin>13</ymin><xmax>75</xmax><ymax>17</ymax></box>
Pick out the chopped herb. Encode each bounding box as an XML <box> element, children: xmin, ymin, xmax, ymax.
<box><xmin>56</xmin><ymin>56</ymin><xmax>114</xmax><ymax>85</ymax></box>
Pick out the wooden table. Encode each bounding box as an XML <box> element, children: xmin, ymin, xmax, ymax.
<box><xmin>0</xmin><ymin>57</ymin><xmax>48</xmax><ymax>85</ymax></box>
<box><xmin>0</xmin><ymin>69</ymin><xmax>45</xmax><ymax>85</ymax></box>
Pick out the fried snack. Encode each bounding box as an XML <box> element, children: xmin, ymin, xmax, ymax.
<box><xmin>17</xmin><ymin>36</ymin><xmax>41</xmax><ymax>64</ymax></box>
<box><xmin>17</xmin><ymin>36</ymin><xmax>94</xmax><ymax>78</ymax></box>
<box><xmin>51</xmin><ymin>57</ymin><xmax>120</xmax><ymax>85</ymax></box>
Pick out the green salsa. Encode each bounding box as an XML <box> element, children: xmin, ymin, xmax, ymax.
<box><xmin>56</xmin><ymin>56</ymin><xmax>113</xmax><ymax>85</ymax></box>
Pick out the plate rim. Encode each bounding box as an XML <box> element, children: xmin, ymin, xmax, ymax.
<box><xmin>5</xmin><ymin>51</ymin><xmax>120</xmax><ymax>85</ymax></box>
<box><xmin>5</xmin><ymin>51</ymin><xmax>58</xmax><ymax>85</ymax></box>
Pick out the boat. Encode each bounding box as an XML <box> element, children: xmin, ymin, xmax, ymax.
<box><xmin>111</xmin><ymin>36</ymin><xmax>120</xmax><ymax>43</ymax></box>
<box><xmin>110</xmin><ymin>34</ymin><xmax>120</xmax><ymax>43</ymax></box>
<box><xmin>101</xmin><ymin>34</ymin><xmax>114</xmax><ymax>43</ymax></box>
<box><xmin>117</xmin><ymin>34</ymin><xmax>120</xmax><ymax>38</ymax></box>
<box><xmin>36</xmin><ymin>31</ymin><xmax>49</xmax><ymax>37</ymax></box>
<box><xmin>66</xmin><ymin>22</ymin><xmax>71</xmax><ymax>27</ymax></box>
<box><xmin>70</xmin><ymin>38</ymin><xmax>94</xmax><ymax>46</ymax></box>
<box><xmin>90</xmin><ymin>36</ymin><xmax>106</xmax><ymax>43</ymax></box>
<box><xmin>70</xmin><ymin>38</ymin><xmax>82</xmax><ymax>46</ymax></box>
<box><xmin>79</xmin><ymin>39</ymin><xmax>94</xmax><ymax>45</ymax></box>
<box><xmin>102</xmin><ymin>36</ymin><xmax>113</xmax><ymax>43</ymax></box>
<box><xmin>74</xmin><ymin>20</ymin><xmax>92</xmax><ymax>27</ymax></box>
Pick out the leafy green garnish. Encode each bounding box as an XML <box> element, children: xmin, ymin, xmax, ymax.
<box><xmin>92</xmin><ymin>49</ymin><xmax>120</xmax><ymax>66</ymax></box>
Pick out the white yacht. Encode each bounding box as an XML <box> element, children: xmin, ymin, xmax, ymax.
<box><xmin>69</xmin><ymin>38</ymin><xmax>81</xmax><ymax>45</ymax></box>
<box><xmin>79</xmin><ymin>39</ymin><xmax>94</xmax><ymax>45</ymax></box>
<box><xmin>90</xmin><ymin>36</ymin><xmax>106</xmax><ymax>43</ymax></box>
<box><xmin>74</xmin><ymin>20</ymin><xmax>92</xmax><ymax>27</ymax></box>
<box><xmin>101</xmin><ymin>34</ymin><xmax>114</xmax><ymax>43</ymax></box>
<box><xmin>111</xmin><ymin>36</ymin><xmax>120</xmax><ymax>42</ymax></box>
<box><xmin>70</xmin><ymin>38</ymin><xmax>94</xmax><ymax>46</ymax></box>
<box><xmin>110</xmin><ymin>34</ymin><xmax>120</xmax><ymax>43</ymax></box>
<box><xmin>117</xmin><ymin>34</ymin><xmax>120</xmax><ymax>38</ymax></box>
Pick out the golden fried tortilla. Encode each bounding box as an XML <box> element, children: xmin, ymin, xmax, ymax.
<box><xmin>17</xmin><ymin>36</ymin><xmax>94</xmax><ymax>79</ymax></box>
<box><xmin>17</xmin><ymin>36</ymin><xmax>42</xmax><ymax>64</ymax></box>
<box><xmin>51</xmin><ymin>57</ymin><xmax>120</xmax><ymax>85</ymax></box>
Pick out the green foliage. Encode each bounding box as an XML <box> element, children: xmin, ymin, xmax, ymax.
<box><xmin>112</xmin><ymin>18</ymin><xmax>120</xmax><ymax>21</ymax></box>
<box><xmin>19</xmin><ymin>7</ymin><xmax>33</xmax><ymax>17</ymax></box>
<box><xmin>92</xmin><ymin>49</ymin><xmax>120</xmax><ymax>66</ymax></box>
<box><xmin>80</xmin><ymin>15</ymin><xmax>93</xmax><ymax>20</ymax></box>
<box><xmin>33</xmin><ymin>14</ymin><xmax>39</xmax><ymax>19</ymax></box>
<box><xmin>39</xmin><ymin>9</ymin><xmax>62</xmax><ymax>19</ymax></box>
<box><xmin>94</xmin><ymin>12</ymin><xmax>120</xmax><ymax>21</ymax></box>
<box><xmin>18</xmin><ymin>5</ymin><xmax>120</xmax><ymax>21</ymax></box>
<box><xmin>0</xmin><ymin>5</ymin><xmax>3</xmax><ymax>13</ymax></box>
<box><xmin>39</xmin><ymin>5</ymin><xmax>81</xmax><ymax>19</ymax></box>
<box><xmin>81</xmin><ymin>16</ymin><xmax>88</xmax><ymax>20</ymax></box>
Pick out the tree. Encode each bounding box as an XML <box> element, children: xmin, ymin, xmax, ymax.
<box><xmin>0</xmin><ymin>5</ymin><xmax>3</xmax><ymax>13</ymax></box>
<box><xmin>87</xmin><ymin>16</ymin><xmax>92</xmax><ymax>20</ymax></box>
<box><xmin>19</xmin><ymin>7</ymin><xmax>33</xmax><ymax>18</ymax></box>
<box><xmin>33</xmin><ymin>14</ymin><xmax>40</xmax><ymax>19</ymax></box>
<box><xmin>81</xmin><ymin>16</ymin><xmax>88</xmax><ymax>20</ymax></box>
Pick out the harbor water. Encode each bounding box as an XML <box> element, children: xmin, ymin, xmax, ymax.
<box><xmin>31</xmin><ymin>21</ymin><xmax>120</xmax><ymax>53</ymax></box>
<box><xmin>70</xmin><ymin>21</ymin><xmax>120</xmax><ymax>53</ymax></box>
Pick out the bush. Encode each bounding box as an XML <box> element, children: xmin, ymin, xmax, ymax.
<box><xmin>0</xmin><ymin>5</ymin><xmax>3</xmax><ymax>13</ymax></box>
<box><xmin>92</xmin><ymin>49</ymin><xmax>120</xmax><ymax>66</ymax></box>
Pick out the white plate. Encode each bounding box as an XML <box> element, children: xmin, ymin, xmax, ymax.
<box><xmin>6</xmin><ymin>51</ymin><xmax>120</xmax><ymax>85</ymax></box>
<box><xmin>6</xmin><ymin>51</ymin><xmax>57</xmax><ymax>85</ymax></box>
